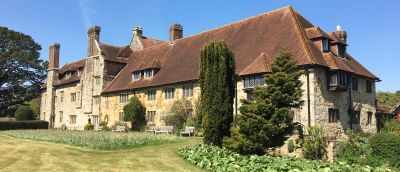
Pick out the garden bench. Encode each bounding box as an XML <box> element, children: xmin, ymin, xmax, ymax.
<box><xmin>112</xmin><ymin>126</ymin><xmax>126</xmax><ymax>132</ymax></box>
<box><xmin>180</xmin><ymin>126</ymin><xmax>195</xmax><ymax>137</ymax></box>
<box><xmin>145</xmin><ymin>126</ymin><xmax>157</xmax><ymax>134</ymax></box>
<box><xmin>93</xmin><ymin>125</ymin><xmax>102</xmax><ymax>131</ymax></box>
<box><xmin>155</xmin><ymin>126</ymin><xmax>173</xmax><ymax>135</ymax></box>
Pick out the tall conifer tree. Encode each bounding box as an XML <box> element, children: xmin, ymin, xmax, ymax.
<box><xmin>224</xmin><ymin>51</ymin><xmax>303</xmax><ymax>155</ymax></box>
<box><xmin>199</xmin><ymin>40</ymin><xmax>236</xmax><ymax>146</ymax></box>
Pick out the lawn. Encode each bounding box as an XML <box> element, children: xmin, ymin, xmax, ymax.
<box><xmin>1</xmin><ymin>130</ymin><xmax>183</xmax><ymax>150</ymax></box>
<box><xmin>0</xmin><ymin>134</ymin><xmax>204</xmax><ymax>172</ymax></box>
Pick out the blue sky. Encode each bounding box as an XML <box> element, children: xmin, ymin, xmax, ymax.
<box><xmin>1</xmin><ymin>0</ymin><xmax>399</xmax><ymax>92</ymax></box>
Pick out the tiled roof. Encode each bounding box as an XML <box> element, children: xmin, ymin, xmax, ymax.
<box><xmin>140</xmin><ymin>37</ymin><xmax>165</xmax><ymax>49</ymax></box>
<box><xmin>103</xmin><ymin>6</ymin><xmax>379</xmax><ymax>93</ymax></box>
<box><xmin>59</xmin><ymin>59</ymin><xmax>86</xmax><ymax>74</ymax></box>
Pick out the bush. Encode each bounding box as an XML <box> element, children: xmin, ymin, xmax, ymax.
<box><xmin>165</xmin><ymin>98</ymin><xmax>193</xmax><ymax>133</ymax></box>
<box><xmin>369</xmin><ymin>132</ymin><xmax>400</xmax><ymax>168</ymax></box>
<box><xmin>14</xmin><ymin>106</ymin><xmax>34</xmax><ymax>121</ymax></box>
<box><xmin>84</xmin><ymin>124</ymin><xmax>95</xmax><ymax>131</ymax></box>
<box><xmin>99</xmin><ymin>121</ymin><xmax>109</xmax><ymax>131</ymax></box>
<box><xmin>382</xmin><ymin>119</ymin><xmax>400</xmax><ymax>135</ymax></box>
<box><xmin>336</xmin><ymin>130</ymin><xmax>369</xmax><ymax>164</ymax></box>
<box><xmin>0</xmin><ymin>120</ymin><xmax>48</xmax><ymax>130</ymax></box>
<box><xmin>287</xmin><ymin>139</ymin><xmax>295</xmax><ymax>153</ymax></box>
<box><xmin>178</xmin><ymin>144</ymin><xmax>376</xmax><ymax>171</ymax></box>
<box><xmin>123</xmin><ymin>96</ymin><xmax>147</xmax><ymax>131</ymax></box>
<box><xmin>303</xmin><ymin>126</ymin><xmax>327</xmax><ymax>160</ymax></box>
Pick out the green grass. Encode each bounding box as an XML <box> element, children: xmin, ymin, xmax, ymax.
<box><xmin>1</xmin><ymin>130</ymin><xmax>183</xmax><ymax>150</ymax></box>
<box><xmin>0</xmin><ymin>134</ymin><xmax>205</xmax><ymax>171</ymax></box>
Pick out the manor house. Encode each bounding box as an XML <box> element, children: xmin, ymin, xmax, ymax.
<box><xmin>40</xmin><ymin>6</ymin><xmax>380</xmax><ymax>136</ymax></box>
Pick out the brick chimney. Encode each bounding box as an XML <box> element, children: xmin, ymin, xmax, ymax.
<box><xmin>169</xmin><ymin>24</ymin><xmax>183</xmax><ymax>43</ymax></box>
<box><xmin>335</xmin><ymin>25</ymin><xmax>347</xmax><ymax>44</ymax></box>
<box><xmin>48</xmin><ymin>43</ymin><xmax>60</xmax><ymax>69</ymax></box>
<box><xmin>87</xmin><ymin>26</ymin><xmax>101</xmax><ymax>56</ymax></box>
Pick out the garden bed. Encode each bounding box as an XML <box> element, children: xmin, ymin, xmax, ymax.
<box><xmin>1</xmin><ymin>130</ymin><xmax>183</xmax><ymax>150</ymax></box>
<box><xmin>178</xmin><ymin>144</ymin><xmax>389</xmax><ymax>172</ymax></box>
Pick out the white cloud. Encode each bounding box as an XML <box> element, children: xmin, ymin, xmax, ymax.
<box><xmin>78</xmin><ymin>0</ymin><xmax>95</xmax><ymax>28</ymax></box>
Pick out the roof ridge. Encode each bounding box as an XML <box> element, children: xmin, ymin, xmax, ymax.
<box><xmin>288</xmin><ymin>6</ymin><xmax>316</xmax><ymax>65</ymax></box>
<box><xmin>173</xmin><ymin>6</ymin><xmax>292</xmax><ymax>43</ymax></box>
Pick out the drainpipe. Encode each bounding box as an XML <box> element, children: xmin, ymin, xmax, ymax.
<box><xmin>305</xmin><ymin>68</ymin><xmax>311</xmax><ymax>127</ymax></box>
<box><xmin>235</xmin><ymin>75</ymin><xmax>238</xmax><ymax>116</ymax></box>
<box><xmin>348</xmin><ymin>77</ymin><xmax>353</xmax><ymax>130</ymax></box>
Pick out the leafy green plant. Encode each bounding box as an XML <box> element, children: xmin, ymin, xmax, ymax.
<box><xmin>84</xmin><ymin>124</ymin><xmax>94</xmax><ymax>131</ymax></box>
<box><xmin>179</xmin><ymin>144</ymin><xmax>379</xmax><ymax>171</ymax></box>
<box><xmin>336</xmin><ymin>130</ymin><xmax>369</xmax><ymax>164</ymax></box>
<box><xmin>368</xmin><ymin>132</ymin><xmax>400</xmax><ymax>168</ymax></box>
<box><xmin>1</xmin><ymin>130</ymin><xmax>183</xmax><ymax>150</ymax></box>
<box><xmin>303</xmin><ymin>126</ymin><xmax>327</xmax><ymax>160</ymax></box>
<box><xmin>14</xmin><ymin>106</ymin><xmax>34</xmax><ymax>121</ymax></box>
<box><xmin>382</xmin><ymin>119</ymin><xmax>400</xmax><ymax>134</ymax></box>
<box><xmin>165</xmin><ymin>98</ymin><xmax>193</xmax><ymax>133</ymax></box>
<box><xmin>123</xmin><ymin>96</ymin><xmax>147</xmax><ymax>131</ymax></box>
<box><xmin>287</xmin><ymin>139</ymin><xmax>295</xmax><ymax>153</ymax></box>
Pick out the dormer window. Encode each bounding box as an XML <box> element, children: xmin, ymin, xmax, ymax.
<box><xmin>65</xmin><ymin>72</ymin><xmax>71</xmax><ymax>79</ymax></box>
<box><xmin>77</xmin><ymin>69</ymin><xmax>82</xmax><ymax>76</ymax></box>
<box><xmin>322</xmin><ymin>38</ymin><xmax>330</xmax><ymax>52</ymax></box>
<box><xmin>132</xmin><ymin>71</ymin><xmax>142</xmax><ymax>81</ymax></box>
<box><xmin>337</xmin><ymin>45</ymin><xmax>346</xmax><ymax>57</ymax></box>
<box><xmin>328</xmin><ymin>71</ymin><xmax>349</xmax><ymax>91</ymax></box>
<box><xmin>144</xmin><ymin>69</ymin><xmax>154</xmax><ymax>78</ymax></box>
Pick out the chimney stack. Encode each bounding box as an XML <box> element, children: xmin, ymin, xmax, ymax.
<box><xmin>169</xmin><ymin>24</ymin><xmax>183</xmax><ymax>43</ymax></box>
<box><xmin>87</xmin><ymin>26</ymin><xmax>101</xmax><ymax>56</ymax></box>
<box><xmin>335</xmin><ymin>25</ymin><xmax>347</xmax><ymax>44</ymax></box>
<box><xmin>133</xmin><ymin>26</ymin><xmax>143</xmax><ymax>38</ymax></box>
<box><xmin>48</xmin><ymin>43</ymin><xmax>60</xmax><ymax>69</ymax></box>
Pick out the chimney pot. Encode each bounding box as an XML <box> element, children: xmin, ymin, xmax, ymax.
<box><xmin>335</xmin><ymin>25</ymin><xmax>347</xmax><ymax>44</ymax></box>
<box><xmin>48</xmin><ymin>43</ymin><xmax>60</xmax><ymax>69</ymax></box>
<box><xmin>169</xmin><ymin>24</ymin><xmax>183</xmax><ymax>43</ymax></box>
<box><xmin>87</xmin><ymin>26</ymin><xmax>101</xmax><ymax>56</ymax></box>
<box><xmin>133</xmin><ymin>26</ymin><xmax>143</xmax><ymax>38</ymax></box>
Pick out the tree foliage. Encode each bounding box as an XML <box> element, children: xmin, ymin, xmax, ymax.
<box><xmin>123</xmin><ymin>96</ymin><xmax>147</xmax><ymax>131</ymax></box>
<box><xmin>303</xmin><ymin>126</ymin><xmax>327</xmax><ymax>160</ymax></box>
<box><xmin>165</xmin><ymin>98</ymin><xmax>193</xmax><ymax>132</ymax></box>
<box><xmin>223</xmin><ymin>51</ymin><xmax>303</xmax><ymax>155</ymax></box>
<box><xmin>14</xmin><ymin>106</ymin><xmax>34</xmax><ymax>121</ymax></box>
<box><xmin>376</xmin><ymin>91</ymin><xmax>400</xmax><ymax>110</ymax></box>
<box><xmin>199</xmin><ymin>40</ymin><xmax>236</xmax><ymax>146</ymax></box>
<box><xmin>0</xmin><ymin>27</ymin><xmax>47</xmax><ymax>113</ymax></box>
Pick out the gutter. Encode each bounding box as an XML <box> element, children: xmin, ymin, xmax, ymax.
<box><xmin>304</xmin><ymin>67</ymin><xmax>311</xmax><ymax>127</ymax></box>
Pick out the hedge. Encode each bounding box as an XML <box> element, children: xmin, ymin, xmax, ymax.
<box><xmin>0</xmin><ymin>120</ymin><xmax>49</xmax><ymax>130</ymax></box>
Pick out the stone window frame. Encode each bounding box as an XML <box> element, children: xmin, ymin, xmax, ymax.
<box><xmin>70</xmin><ymin>93</ymin><xmax>76</xmax><ymax>102</ymax></box>
<box><xmin>328</xmin><ymin>108</ymin><xmax>339</xmax><ymax>123</ymax></box>
<box><xmin>69</xmin><ymin>115</ymin><xmax>77</xmax><ymax>124</ymax></box>
<box><xmin>60</xmin><ymin>91</ymin><xmax>64</xmax><ymax>102</ymax></box>
<box><xmin>59</xmin><ymin>111</ymin><xmax>63</xmax><ymax>123</ymax></box>
<box><xmin>351</xmin><ymin>110</ymin><xmax>361</xmax><ymax>124</ymax></box>
<box><xmin>94</xmin><ymin>96</ymin><xmax>100</xmax><ymax>105</ymax></box>
<box><xmin>119</xmin><ymin>93</ymin><xmax>128</xmax><ymax>103</ymax></box>
<box><xmin>182</xmin><ymin>85</ymin><xmax>193</xmax><ymax>98</ymax></box>
<box><xmin>147</xmin><ymin>90</ymin><xmax>156</xmax><ymax>101</ymax></box>
<box><xmin>164</xmin><ymin>88</ymin><xmax>175</xmax><ymax>99</ymax></box>
<box><xmin>352</xmin><ymin>77</ymin><xmax>358</xmax><ymax>91</ymax></box>
<box><xmin>366</xmin><ymin>80</ymin><xmax>372</xmax><ymax>93</ymax></box>
<box><xmin>118</xmin><ymin>112</ymin><xmax>124</xmax><ymax>122</ymax></box>
<box><xmin>146</xmin><ymin>111</ymin><xmax>156</xmax><ymax>123</ymax></box>
<box><xmin>367</xmin><ymin>111</ymin><xmax>373</xmax><ymax>125</ymax></box>
<box><xmin>243</xmin><ymin>75</ymin><xmax>265</xmax><ymax>88</ymax></box>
